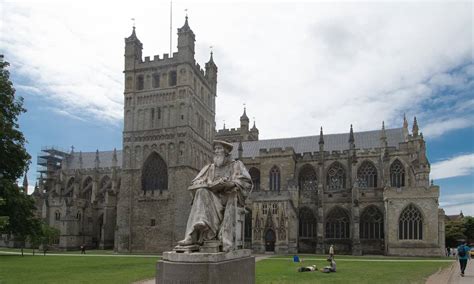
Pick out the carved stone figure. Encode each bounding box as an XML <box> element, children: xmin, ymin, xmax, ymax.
<box><xmin>177</xmin><ymin>140</ymin><xmax>252</xmax><ymax>252</ymax></box>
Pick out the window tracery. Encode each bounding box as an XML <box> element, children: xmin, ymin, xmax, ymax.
<box><xmin>326</xmin><ymin>162</ymin><xmax>346</xmax><ymax>190</ymax></box>
<box><xmin>398</xmin><ymin>204</ymin><xmax>423</xmax><ymax>240</ymax></box>
<box><xmin>269</xmin><ymin>166</ymin><xmax>280</xmax><ymax>191</ymax></box>
<box><xmin>357</xmin><ymin>161</ymin><xmax>377</xmax><ymax>188</ymax></box>
<box><xmin>325</xmin><ymin>207</ymin><xmax>350</xmax><ymax>239</ymax></box>
<box><xmin>142</xmin><ymin>152</ymin><xmax>168</xmax><ymax>192</ymax></box>
<box><xmin>299</xmin><ymin>164</ymin><xmax>317</xmax><ymax>191</ymax></box>
<box><xmin>299</xmin><ymin>207</ymin><xmax>316</xmax><ymax>239</ymax></box>
<box><xmin>360</xmin><ymin>206</ymin><xmax>384</xmax><ymax>239</ymax></box>
<box><xmin>390</xmin><ymin>159</ymin><xmax>405</xmax><ymax>188</ymax></box>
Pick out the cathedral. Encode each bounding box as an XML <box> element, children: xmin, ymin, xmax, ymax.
<box><xmin>32</xmin><ymin>17</ymin><xmax>445</xmax><ymax>256</ymax></box>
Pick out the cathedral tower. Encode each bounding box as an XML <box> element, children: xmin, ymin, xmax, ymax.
<box><xmin>116</xmin><ymin>17</ymin><xmax>217</xmax><ymax>252</ymax></box>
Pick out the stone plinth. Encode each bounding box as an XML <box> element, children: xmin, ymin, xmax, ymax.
<box><xmin>156</xmin><ymin>249</ymin><xmax>255</xmax><ymax>284</ymax></box>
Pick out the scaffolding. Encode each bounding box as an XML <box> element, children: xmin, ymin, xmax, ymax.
<box><xmin>37</xmin><ymin>146</ymin><xmax>70</xmax><ymax>180</ymax></box>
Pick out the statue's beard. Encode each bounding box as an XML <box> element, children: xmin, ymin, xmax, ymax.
<box><xmin>213</xmin><ymin>154</ymin><xmax>227</xmax><ymax>167</ymax></box>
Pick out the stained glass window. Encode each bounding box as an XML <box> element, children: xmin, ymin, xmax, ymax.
<box><xmin>357</xmin><ymin>161</ymin><xmax>378</xmax><ymax>188</ymax></box>
<box><xmin>327</xmin><ymin>162</ymin><xmax>346</xmax><ymax>190</ymax></box>
<box><xmin>390</xmin><ymin>159</ymin><xmax>405</xmax><ymax>188</ymax></box>
<box><xmin>325</xmin><ymin>207</ymin><xmax>350</xmax><ymax>239</ymax></box>
<box><xmin>360</xmin><ymin>206</ymin><xmax>384</xmax><ymax>239</ymax></box>
<box><xmin>299</xmin><ymin>207</ymin><xmax>317</xmax><ymax>238</ymax></box>
<box><xmin>142</xmin><ymin>152</ymin><xmax>168</xmax><ymax>192</ymax></box>
<box><xmin>299</xmin><ymin>164</ymin><xmax>317</xmax><ymax>191</ymax></box>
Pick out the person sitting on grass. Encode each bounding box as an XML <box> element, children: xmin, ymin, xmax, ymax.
<box><xmin>298</xmin><ymin>265</ymin><xmax>317</xmax><ymax>272</ymax></box>
<box><xmin>320</xmin><ymin>257</ymin><xmax>336</xmax><ymax>273</ymax></box>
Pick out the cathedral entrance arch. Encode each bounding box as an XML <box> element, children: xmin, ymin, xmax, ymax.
<box><xmin>265</xmin><ymin>229</ymin><xmax>276</xmax><ymax>252</ymax></box>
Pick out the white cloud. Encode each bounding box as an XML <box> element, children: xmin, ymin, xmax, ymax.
<box><xmin>440</xmin><ymin>193</ymin><xmax>474</xmax><ymax>216</ymax></box>
<box><xmin>431</xmin><ymin>154</ymin><xmax>474</xmax><ymax>180</ymax></box>
<box><xmin>1</xmin><ymin>0</ymin><xmax>472</xmax><ymax>139</ymax></box>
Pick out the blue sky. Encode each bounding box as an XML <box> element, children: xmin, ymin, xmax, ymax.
<box><xmin>2</xmin><ymin>0</ymin><xmax>473</xmax><ymax>215</ymax></box>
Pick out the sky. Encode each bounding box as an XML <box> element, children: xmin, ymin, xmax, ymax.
<box><xmin>1</xmin><ymin>0</ymin><xmax>473</xmax><ymax>215</ymax></box>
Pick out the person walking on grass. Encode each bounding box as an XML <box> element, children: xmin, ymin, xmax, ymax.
<box><xmin>456</xmin><ymin>241</ymin><xmax>471</xmax><ymax>277</ymax></box>
<box><xmin>329</xmin><ymin>244</ymin><xmax>335</xmax><ymax>259</ymax></box>
<box><xmin>81</xmin><ymin>244</ymin><xmax>86</xmax><ymax>254</ymax></box>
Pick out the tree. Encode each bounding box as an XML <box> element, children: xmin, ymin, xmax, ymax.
<box><xmin>445</xmin><ymin>219</ymin><xmax>467</xmax><ymax>248</ymax></box>
<box><xmin>0</xmin><ymin>55</ymin><xmax>30</xmax><ymax>182</ymax></box>
<box><xmin>29</xmin><ymin>220</ymin><xmax>60</xmax><ymax>256</ymax></box>
<box><xmin>464</xmin><ymin>216</ymin><xmax>474</xmax><ymax>243</ymax></box>
<box><xmin>0</xmin><ymin>55</ymin><xmax>33</xmax><ymax>255</ymax></box>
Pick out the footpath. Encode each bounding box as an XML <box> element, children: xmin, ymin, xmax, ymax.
<box><xmin>426</xmin><ymin>258</ymin><xmax>473</xmax><ymax>284</ymax></box>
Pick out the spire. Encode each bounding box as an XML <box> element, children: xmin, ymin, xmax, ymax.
<box><xmin>403</xmin><ymin>113</ymin><xmax>408</xmax><ymax>129</ymax></box>
<box><xmin>319</xmin><ymin>127</ymin><xmax>324</xmax><ymax>145</ymax></box>
<box><xmin>348</xmin><ymin>124</ymin><xmax>355</xmax><ymax>144</ymax></box>
<box><xmin>22</xmin><ymin>172</ymin><xmax>28</xmax><ymax>192</ymax></box>
<box><xmin>126</xmin><ymin>26</ymin><xmax>139</xmax><ymax>41</ymax></box>
<box><xmin>180</xmin><ymin>15</ymin><xmax>191</xmax><ymax>32</ymax></box>
<box><xmin>240</xmin><ymin>107</ymin><xmax>249</xmax><ymax>122</ymax></box>
<box><xmin>251</xmin><ymin>118</ymin><xmax>258</xmax><ymax>131</ymax></box>
<box><xmin>112</xmin><ymin>148</ymin><xmax>118</xmax><ymax>168</ymax></box>
<box><xmin>380</xmin><ymin>121</ymin><xmax>387</xmax><ymax>140</ymax></box>
<box><xmin>412</xmin><ymin>116</ymin><xmax>419</xmax><ymax>137</ymax></box>
<box><xmin>94</xmin><ymin>149</ymin><xmax>100</xmax><ymax>168</ymax></box>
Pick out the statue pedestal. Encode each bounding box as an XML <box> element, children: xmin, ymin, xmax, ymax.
<box><xmin>156</xmin><ymin>249</ymin><xmax>255</xmax><ymax>284</ymax></box>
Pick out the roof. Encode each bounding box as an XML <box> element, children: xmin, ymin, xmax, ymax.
<box><xmin>67</xmin><ymin>150</ymin><xmax>123</xmax><ymax>169</ymax></box>
<box><xmin>230</xmin><ymin>127</ymin><xmax>405</xmax><ymax>159</ymax></box>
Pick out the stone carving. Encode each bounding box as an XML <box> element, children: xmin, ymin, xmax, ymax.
<box><xmin>177</xmin><ymin>140</ymin><xmax>252</xmax><ymax>252</ymax></box>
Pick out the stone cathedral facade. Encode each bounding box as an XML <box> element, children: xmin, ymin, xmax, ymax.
<box><xmin>32</xmin><ymin>18</ymin><xmax>445</xmax><ymax>256</ymax></box>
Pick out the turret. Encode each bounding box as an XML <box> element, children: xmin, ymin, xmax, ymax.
<box><xmin>94</xmin><ymin>149</ymin><xmax>100</xmax><ymax>169</ymax></box>
<box><xmin>402</xmin><ymin>113</ymin><xmax>409</xmax><ymax>141</ymax></box>
<box><xmin>240</xmin><ymin>107</ymin><xmax>249</xmax><ymax>133</ymax></box>
<box><xmin>412</xmin><ymin>116</ymin><xmax>419</xmax><ymax>137</ymax></box>
<box><xmin>348</xmin><ymin>124</ymin><xmax>355</xmax><ymax>150</ymax></box>
<box><xmin>124</xmin><ymin>26</ymin><xmax>143</xmax><ymax>70</ymax></box>
<box><xmin>177</xmin><ymin>16</ymin><xmax>195</xmax><ymax>62</ymax></box>
<box><xmin>205</xmin><ymin>51</ymin><xmax>218</xmax><ymax>92</ymax></box>
<box><xmin>250</xmin><ymin>119</ymin><xmax>259</xmax><ymax>140</ymax></box>
<box><xmin>319</xmin><ymin>127</ymin><xmax>324</xmax><ymax>152</ymax></box>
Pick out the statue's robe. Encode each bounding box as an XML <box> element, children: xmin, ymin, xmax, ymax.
<box><xmin>183</xmin><ymin>159</ymin><xmax>252</xmax><ymax>251</ymax></box>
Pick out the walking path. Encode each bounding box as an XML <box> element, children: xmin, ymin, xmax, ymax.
<box><xmin>425</xmin><ymin>258</ymin><xmax>473</xmax><ymax>284</ymax></box>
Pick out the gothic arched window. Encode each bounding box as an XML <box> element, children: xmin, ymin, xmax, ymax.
<box><xmin>390</xmin><ymin>159</ymin><xmax>405</xmax><ymax>188</ymax></box>
<box><xmin>325</xmin><ymin>207</ymin><xmax>350</xmax><ymax>239</ymax></box>
<box><xmin>142</xmin><ymin>152</ymin><xmax>168</xmax><ymax>192</ymax></box>
<box><xmin>152</xmin><ymin>73</ymin><xmax>160</xmax><ymax>88</ymax></box>
<box><xmin>299</xmin><ymin>207</ymin><xmax>317</xmax><ymax>239</ymax></box>
<box><xmin>82</xmin><ymin>176</ymin><xmax>93</xmax><ymax>201</ymax></box>
<box><xmin>299</xmin><ymin>164</ymin><xmax>317</xmax><ymax>191</ymax></box>
<box><xmin>360</xmin><ymin>206</ymin><xmax>384</xmax><ymax>239</ymax></box>
<box><xmin>249</xmin><ymin>167</ymin><xmax>261</xmax><ymax>191</ymax></box>
<box><xmin>55</xmin><ymin>211</ymin><xmax>61</xmax><ymax>221</ymax></box>
<box><xmin>137</xmin><ymin>75</ymin><xmax>144</xmax><ymax>90</ymax></box>
<box><xmin>327</xmin><ymin>162</ymin><xmax>346</xmax><ymax>190</ymax></box>
<box><xmin>169</xmin><ymin>71</ymin><xmax>177</xmax><ymax>86</ymax></box>
<box><xmin>398</xmin><ymin>204</ymin><xmax>423</xmax><ymax>240</ymax></box>
<box><xmin>269</xmin><ymin>166</ymin><xmax>280</xmax><ymax>191</ymax></box>
<box><xmin>357</xmin><ymin>161</ymin><xmax>378</xmax><ymax>188</ymax></box>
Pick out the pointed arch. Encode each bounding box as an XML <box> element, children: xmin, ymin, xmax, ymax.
<box><xmin>326</xmin><ymin>162</ymin><xmax>346</xmax><ymax>190</ymax></box>
<box><xmin>398</xmin><ymin>204</ymin><xmax>423</xmax><ymax>240</ymax></box>
<box><xmin>299</xmin><ymin>207</ymin><xmax>317</xmax><ymax>239</ymax></box>
<box><xmin>249</xmin><ymin>167</ymin><xmax>261</xmax><ymax>191</ymax></box>
<box><xmin>360</xmin><ymin>206</ymin><xmax>384</xmax><ymax>239</ymax></box>
<box><xmin>141</xmin><ymin>151</ymin><xmax>168</xmax><ymax>192</ymax></box>
<box><xmin>390</xmin><ymin>159</ymin><xmax>406</xmax><ymax>188</ymax></box>
<box><xmin>325</xmin><ymin>206</ymin><xmax>350</xmax><ymax>239</ymax></box>
<box><xmin>299</xmin><ymin>164</ymin><xmax>317</xmax><ymax>191</ymax></box>
<box><xmin>357</xmin><ymin>160</ymin><xmax>378</xmax><ymax>188</ymax></box>
<box><xmin>269</xmin><ymin>166</ymin><xmax>280</xmax><ymax>191</ymax></box>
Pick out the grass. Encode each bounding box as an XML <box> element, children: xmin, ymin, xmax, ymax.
<box><xmin>0</xmin><ymin>252</ymin><xmax>454</xmax><ymax>284</ymax></box>
<box><xmin>255</xmin><ymin>257</ymin><xmax>453</xmax><ymax>284</ymax></box>
<box><xmin>0</xmin><ymin>254</ymin><xmax>158</xmax><ymax>284</ymax></box>
<box><xmin>0</xmin><ymin>247</ymin><xmax>159</xmax><ymax>255</ymax></box>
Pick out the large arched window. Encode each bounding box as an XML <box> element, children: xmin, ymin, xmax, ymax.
<box><xmin>142</xmin><ymin>152</ymin><xmax>168</xmax><ymax>192</ymax></box>
<box><xmin>360</xmin><ymin>206</ymin><xmax>384</xmax><ymax>239</ymax></box>
<box><xmin>357</xmin><ymin>161</ymin><xmax>378</xmax><ymax>188</ymax></box>
<box><xmin>82</xmin><ymin>176</ymin><xmax>93</xmax><ymax>201</ymax></box>
<box><xmin>269</xmin><ymin>166</ymin><xmax>280</xmax><ymax>191</ymax></box>
<box><xmin>249</xmin><ymin>167</ymin><xmax>261</xmax><ymax>191</ymax></box>
<box><xmin>299</xmin><ymin>164</ymin><xmax>317</xmax><ymax>191</ymax></box>
<box><xmin>326</xmin><ymin>162</ymin><xmax>346</xmax><ymax>190</ymax></box>
<box><xmin>398</xmin><ymin>204</ymin><xmax>423</xmax><ymax>240</ymax></box>
<box><xmin>390</xmin><ymin>159</ymin><xmax>405</xmax><ymax>188</ymax></box>
<box><xmin>325</xmin><ymin>207</ymin><xmax>350</xmax><ymax>239</ymax></box>
<box><xmin>299</xmin><ymin>207</ymin><xmax>317</xmax><ymax>238</ymax></box>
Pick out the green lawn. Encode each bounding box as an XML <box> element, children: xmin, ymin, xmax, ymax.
<box><xmin>0</xmin><ymin>255</ymin><xmax>157</xmax><ymax>284</ymax></box>
<box><xmin>0</xmin><ymin>253</ymin><xmax>453</xmax><ymax>284</ymax></box>
<box><xmin>255</xmin><ymin>257</ymin><xmax>453</xmax><ymax>284</ymax></box>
